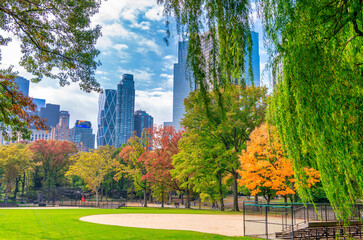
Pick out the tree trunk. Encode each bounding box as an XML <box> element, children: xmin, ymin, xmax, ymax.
<box><xmin>13</xmin><ymin>176</ymin><xmax>19</xmax><ymax>201</ymax></box>
<box><xmin>284</xmin><ymin>195</ymin><xmax>288</xmax><ymax>204</ymax></box>
<box><xmin>185</xmin><ymin>186</ymin><xmax>190</xmax><ymax>208</ymax></box>
<box><xmin>180</xmin><ymin>193</ymin><xmax>184</xmax><ymax>205</ymax></box>
<box><xmin>199</xmin><ymin>197</ymin><xmax>201</xmax><ymax>210</ymax></box>
<box><xmin>232</xmin><ymin>171</ymin><xmax>239</xmax><ymax>211</ymax></box>
<box><xmin>143</xmin><ymin>186</ymin><xmax>147</xmax><ymax>207</ymax></box>
<box><xmin>161</xmin><ymin>185</ymin><xmax>164</xmax><ymax>208</ymax></box>
<box><xmin>254</xmin><ymin>195</ymin><xmax>258</xmax><ymax>204</ymax></box>
<box><xmin>218</xmin><ymin>171</ymin><xmax>224</xmax><ymax>211</ymax></box>
<box><xmin>96</xmin><ymin>190</ymin><xmax>100</xmax><ymax>208</ymax></box>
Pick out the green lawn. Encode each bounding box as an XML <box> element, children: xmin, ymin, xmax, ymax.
<box><xmin>0</xmin><ymin>207</ymin><xmax>257</xmax><ymax>240</ymax></box>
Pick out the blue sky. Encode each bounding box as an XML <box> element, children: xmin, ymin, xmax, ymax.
<box><xmin>0</xmin><ymin>0</ymin><xmax>269</xmax><ymax>135</ymax></box>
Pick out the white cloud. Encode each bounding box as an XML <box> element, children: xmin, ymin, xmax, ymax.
<box><xmin>137</xmin><ymin>38</ymin><xmax>162</xmax><ymax>56</ymax></box>
<box><xmin>113</xmin><ymin>44</ymin><xmax>129</xmax><ymax>51</ymax></box>
<box><xmin>135</xmin><ymin>89</ymin><xmax>172</xmax><ymax>125</ymax></box>
<box><xmin>118</xmin><ymin>67</ymin><xmax>155</xmax><ymax>86</ymax></box>
<box><xmin>160</xmin><ymin>73</ymin><xmax>173</xmax><ymax>89</ymax></box>
<box><xmin>145</xmin><ymin>5</ymin><xmax>164</xmax><ymax>21</ymax></box>
<box><xmin>130</xmin><ymin>21</ymin><xmax>151</xmax><ymax>30</ymax></box>
<box><xmin>29</xmin><ymin>82</ymin><xmax>99</xmax><ymax>137</ymax></box>
<box><xmin>162</xmin><ymin>54</ymin><xmax>177</xmax><ymax>71</ymax></box>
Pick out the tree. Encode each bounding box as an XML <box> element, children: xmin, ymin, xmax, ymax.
<box><xmin>183</xmin><ymin>85</ymin><xmax>267</xmax><ymax>211</ymax></box>
<box><xmin>66</xmin><ymin>146</ymin><xmax>114</xmax><ymax>207</ymax></box>
<box><xmin>172</xmin><ymin>128</ymin><xmax>228</xmax><ymax>210</ymax></box>
<box><xmin>114</xmin><ymin>133</ymin><xmax>150</xmax><ymax>207</ymax></box>
<box><xmin>29</xmin><ymin>139</ymin><xmax>77</xmax><ymax>203</ymax></box>
<box><xmin>238</xmin><ymin>123</ymin><xmax>320</xmax><ymax>203</ymax></box>
<box><xmin>0</xmin><ymin>143</ymin><xmax>33</xmax><ymax>201</ymax></box>
<box><xmin>260</xmin><ymin>0</ymin><xmax>362</xmax><ymax>220</ymax></box>
<box><xmin>0</xmin><ymin>0</ymin><xmax>102</xmax><ymax>139</ymax></box>
<box><xmin>142</xmin><ymin>125</ymin><xmax>183</xmax><ymax>207</ymax></box>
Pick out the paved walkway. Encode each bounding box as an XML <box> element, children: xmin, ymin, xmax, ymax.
<box><xmin>80</xmin><ymin>213</ymin><xmax>284</xmax><ymax>237</ymax></box>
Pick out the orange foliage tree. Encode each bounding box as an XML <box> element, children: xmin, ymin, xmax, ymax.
<box><xmin>238</xmin><ymin>123</ymin><xmax>320</xmax><ymax>203</ymax></box>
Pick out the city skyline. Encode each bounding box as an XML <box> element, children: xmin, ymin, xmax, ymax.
<box><xmin>0</xmin><ymin>0</ymin><xmax>269</xmax><ymax>141</ymax></box>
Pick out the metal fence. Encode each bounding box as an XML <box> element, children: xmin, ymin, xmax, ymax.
<box><xmin>243</xmin><ymin>202</ymin><xmax>363</xmax><ymax>239</ymax></box>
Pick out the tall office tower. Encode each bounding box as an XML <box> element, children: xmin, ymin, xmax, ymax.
<box><xmin>14</xmin><ymin>76</ymin><xmax>29</xmax><ymax>96</ymax></box>
<box><xmin>40</xmin><ymin>103</ymin><xmax>60</xmax><ymax>130</ymax></box>
<box><xmin>115</xmin><ymin>74</ymin><xmax>135</xmax><ymax>147</ymax></box>
<box><xmin>72</xmin><ymin>120</ymin><xmax>95</xmax><ymax>151</ymax></box>
<box><xmin>51</xmin><ymin>111</ymin><xmax>72</xmax><ymax>141</ymax></box>
<box><xmin>97</xmin><ymin>89</ymin><xmax>117</xmax><ymax>147</ymax></box>
<box><xmin>173</xmin><ymin>41</ymin><xmax>195</xmax><ymax>130</ymax></box>
<box><xmin>32</xmin><ymin>98</ymin><xmax>46</xmax><ymax>112</ymax></box>
<box><xmin>134</xmin><ymin>110</ymin><xmax>153</xmax><ymax>138</ymax></box>
<box><xmin>245</xmin><ymin>31</ymin><xmax>260</xmax><ymax>86</ymax></box>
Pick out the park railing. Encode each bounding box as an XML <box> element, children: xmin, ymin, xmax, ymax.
<box><xmin>243</xmin><ymin>202</ymin><xmax>363</xmax><ymax>239</ymax></box>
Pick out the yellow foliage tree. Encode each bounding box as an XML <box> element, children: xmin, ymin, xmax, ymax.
<box><xmin>66</xmin><ymin>146</ymin><xmax>113</xmax><ymax>207</ymax></box>
<box><xmin>0</xmin><ymin>143</ymin><xmax>33</xmax><ymax>201</ymax></box>
<box><xmin>238</xmin><ymin>123</ymin><xmax>319</xmax><ymax>203</ymax></box>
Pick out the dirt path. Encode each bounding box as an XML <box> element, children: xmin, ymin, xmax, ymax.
<box><xmin>80</xmin><ymin>214</ymin><xmax>283</xmax><ymax>237</ymax></box>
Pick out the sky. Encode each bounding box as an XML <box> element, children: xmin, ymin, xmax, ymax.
<box><xmin>0</xmin><ymin>0</ymin><xmax>269</xmax><ymax>137</ymax></box>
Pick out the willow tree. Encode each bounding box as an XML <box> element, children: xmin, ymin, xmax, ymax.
<box><xmin>260</xmin><ymin>0</ymin><xmax>362</xmax><ymax>220</ymax></box>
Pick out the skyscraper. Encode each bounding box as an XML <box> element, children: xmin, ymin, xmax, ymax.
<box><xmin>40</xmin><ymin>103</ymin><xmax>60</xmax><ymax>130</ymax></box>
<box><xmin>14</xmin><ymin>76</ymin><xmax>29</xmax><ymax>96</ymax></box>
<box><xmin>51</xmin><ymin>111</ymin><xmax>72</xmax><ymax>141</ymax></box>
<box><xmin>172</xmin><ymin>41</ymin><xmax>195</xmax><ymax>130</ymax></box>
<box><xmin>245</xmin><ymin>31</ymin><xmax>260</xmax><ymax>86</ymax></box>
<box><xmin>32</xmin><ymin>98</ymin><xmax>46</xmax><ymax>112</ymax></box>
<box><xmin>134</xmin><ymin>110</ymin><xmax>153</xmax><ymax>138</ymax></box>
<box><xmin>72</xmin><ymin>120</ymin><xmax>95</xmax><ymax>151</ymax></box>
<box><xmin>97</xmin><ymin>89</ymin><xmax>117</xmax><ymax>147</ymax></box>
<box><xmin>115</xmin><ymin>74</ymin><xmax>135</xmax><ymax>147</ymax></box>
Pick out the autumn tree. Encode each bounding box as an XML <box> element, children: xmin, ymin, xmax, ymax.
<box><xmin>66</xmin><ymin>146</ymin><xmax>114</xmax><ymax>207</ymax></box>
<box><xmin>114</xmin><ymin>132</ymin><xmax>150</xmax><ymax>207</ymax></box>
<box><xmin>238</xmin><ymin>123</ymin><xmax>320</xmax><ymax>203</ymax></box>
<box><xmin>29</xmin><ymin>139</ymin><xmax>77</xmax><ymax>203</ymax></box>
<box><xmin>0</xmin><ymin>143</ymin><xmax>33</xmax><ymax>202</ymax></box>
<box><xmin>0</xmin><ymin>0</ymin><xmax>102</xmax><ymax>139</ymax></box>
<box><xmin>182</xmin><ymin>85</ymin><xmax>267</xmax><ymax>211</ymax></box>
<box><xmin>142</xmin><ymin>125</ymin><xmax>183</xmax><ymax>207</ymax></box>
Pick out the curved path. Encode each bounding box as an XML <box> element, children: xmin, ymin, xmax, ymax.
<box><xmin>80</xmin><ymin>214</ymin><xmax>283</xmax><ymax>236</ymax></box>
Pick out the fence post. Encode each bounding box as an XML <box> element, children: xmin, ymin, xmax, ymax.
<box><xmin>243</xmin><ymin>202</ymin><xmax>246</xmax><ymax>236</ymax></box>
<box><xmin>265</xmin><ymin>205</ymin><xmax>268</xmax><ymax>239</ymax></box>
<box><xmin>291</xmin><ymin>204</ymin><xmax>294</xmax><ymax>239</ymax></box>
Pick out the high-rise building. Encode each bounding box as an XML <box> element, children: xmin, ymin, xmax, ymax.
<box><xmin>14</xmin><ymin>76</ymin><xmax>29</xmax><ymax>96</ymax></box>
<box><xmin>30</xmin><ymin>129</ymin><xmax>51</xmax><ymax>141</ymax></box>
<box><xmin>97</xmin><ymin>89</ymin><xmax>117</xmax><ymax>147</ymax></box>
<box><xmin>172</xmin><ymin>41</ymin><xmax>195</xmax><ymax>130</ymax></box>
<box><xmin>245</xmin><ymin>31</ymin><xmax>260</xmax><ymax>86</ymax></box>
<box><xmin>40</xmin><ymin>103</ymin><xmax>60</xmax><ymax>130</ymax></box>
<box><xmin>134</xmin><ymin>110</ymin><xmax>153</xmax><ymax>138</ymax></box>
<box><xmin>51</xmin><ymin>111</ymin><xmax>72</xmax><ymax>141</ymax></box>
<box><xmin>115</xmin><ymin>74</ymin><xmax>135</xmax><ymax>147</ymax></box>
<box><xmin>72</xmin><ymin>120</ymin><xmax>95</xmax><ymax>151</ymax></box>
<box><xmin>32</xmin><ymin>98</ymin><xmax>46</xmax><ymax>112</ymax></box>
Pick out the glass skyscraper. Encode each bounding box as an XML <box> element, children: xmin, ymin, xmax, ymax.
<box><xmin>72</xmin><ymin>120</ymin><xmax>95</xmax><ymax>151</ymax></box>
<box><xmin>172</xmin><ymin>41</ymin><xmax>195</xmax><ymax>130</ymax></box>
<box><xmin>134</xmin><ymin>110</ymin><xmax>153</xmax><ymax>138</ymax></box>
<box><xmin>14</xmin><ymin>76</ymin><xmax>29</xmax><ymax>96</ymax></box>
<box><xmin>97</xmin><ymin>89</ymin><xmax>117</xmax><ymax>147</ymax></box>
<box><xmin>39</xmin><ymin>103</ymin><xmax>60</xmax><ymax>130</ymax></box>
<box><xmin>115</xmin><ymin>74</ymin><xmax>135</xmax><ymax>147</ymax></box>
<box><xmin>245</xmin><ymin>31</ymin><xmax>260</xmax><ymax>86</ymax></box>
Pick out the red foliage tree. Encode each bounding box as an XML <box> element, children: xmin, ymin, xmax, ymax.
<box><xmin>29</xmin><ymin>139</ymin><xmax>77</xmax><ymax>203</ymax></box>
<box><xmin>141</xmin><ymin>125</ymin><xmax>183</xmax><ymax>207</ymax></box>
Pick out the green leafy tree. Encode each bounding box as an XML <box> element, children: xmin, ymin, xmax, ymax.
<box><xmin>182</xmin><ymin>85</ymin><xmax>267</xmax><ymax>211</ymax></box>
<box><xmin>0</xmin><ymin>0</ymin><xmax>102</xmax><ymax>139</ymax></box>
<box><xmin>261</xmin><ymin>0</ymin><xmax>362</xmax><ymax>220</ymax></box>
<box><xmin>66</xmin><ymin>146</ymin><xmax>114</xmax><ymax>207</ymax></box>
<box><xmin>114</xmin><ymin>133</ymin><xmax>150</xmax><ymax>207</ymax></box>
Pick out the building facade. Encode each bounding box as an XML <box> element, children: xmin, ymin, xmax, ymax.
<box><xmin>115</xmin><ymin>74</ymin><xmax>135</xmax><ymax>147</ymax></box>
<box><xmin>32</xmin><ymin>98</ymin><xmax>46</xmax><ymax>112</ymax></box>
<box><xmin>14</xmin><ymin>76</ymin><xmax>29</xmax><ymax>96</ymax></box>
<box><xmin>51</xmin><ymin>111</ymin><xmax>72</xmax><ymax>141</ymax></box>
<box><xmin>30</xmin><ymin>129</ymin><xmax>52</xmax><ymax>142</ymax></box>
<box><xmin>40</xmin><ymin>103</ymin><xmax>60</xmax><ymax>130</ymax></box>
<box><xmin>172</xmin><ymin>41</ymin><xmax>195</xmax><ymax>130</ymax></box>
<box><xmin>72</xmin><ymin>120</ymin><xmax>95</xmax><ymax>151</ymax></box>
<box><xmin>134</xmin><ymin>110</ymin><xmax>153</xmax><ymax>138</ymax></box>
<box><xmin>97</xmin><ymin>89</ymin><xmax>117</xmax><ymax>147</ymax></box>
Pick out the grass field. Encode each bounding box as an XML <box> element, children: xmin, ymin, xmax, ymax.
<box><xmin>0</xmin><ymin>207</ymin><xmax>258</xmax><ymax>240</ymax></box>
